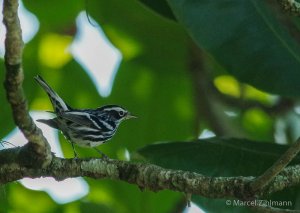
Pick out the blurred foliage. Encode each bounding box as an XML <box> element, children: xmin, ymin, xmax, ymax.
<box><xmin>1</xmin><ymin>0</ymin><xmax>300</xmax><ymax>212</ymax></box>
<box><xmin>166</xmin><ymin>0</ymin><xmax>300</xmax><ymax>97</ymax></box>
<box><xmin>214</xmin><ymin>75</ymin><xmax>275</xmax><ymax>105</ymax></box>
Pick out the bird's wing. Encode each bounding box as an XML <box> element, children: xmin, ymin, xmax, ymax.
<box><xmin>58</xmin><ymin>111</ymin><xmax>102</xmax><ymax>130</ymax></box>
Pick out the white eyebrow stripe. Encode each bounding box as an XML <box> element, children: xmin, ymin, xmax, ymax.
<box><xmin>103</xmin><ymin>107</ymin><xmax>124</xmax><ymax>112</ymax></box>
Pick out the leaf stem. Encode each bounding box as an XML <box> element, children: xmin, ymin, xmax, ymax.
<box><xmin>250</xmin><ymin>138</ymin><xmax>300</xmax><ymax>192</ymax></box>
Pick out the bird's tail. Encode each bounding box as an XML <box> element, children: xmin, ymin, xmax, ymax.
<box><xmin>36</xmin><ymin>118</ymin><xmax>59</xmax><ymax>129</ymax></box>
<box><xmin>34</xmin><ymin>75</ymin><xmax>70</xmax><ymax>113</ymax></box>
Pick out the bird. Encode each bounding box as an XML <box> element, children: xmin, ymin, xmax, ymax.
<box><xmin>34</xmin><ymin>75</ymin><xmax>136</xmax><ymax>158</ymax></box>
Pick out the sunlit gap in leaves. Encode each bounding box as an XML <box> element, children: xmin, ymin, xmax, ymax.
<box><xmin>224</xmin><ymin>111</ymin><xmax>238</xmax><ymax>117</ymax></box>
<box><xmin>0</xmin><ymin>0</ymin><xmax>39</xmax><ymax>57</ymax></box>
<box><xmin>184</xmin><ymin>202</ymin><xmax>205</xmax><ymax>213</ymax></box>
<box><xmin>70</xmin><ymin>12</ymin><xmax>122</xmax><ymax>97</ymax></box>
<box><xmin>274</xmin><ymin>112</ymin><xmax>300</xmax><ymax>145</ymax></box>
<box><xmin>2</xmin><ymin>112</ymin><xmax>89</xmax><ymax>204</ymax></box>
<box><xmin>198</xmin><ymin>129</ymin><xmax>216</xmax><ymax>139</ymax></box>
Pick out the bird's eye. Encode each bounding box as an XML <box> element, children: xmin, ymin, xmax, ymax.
<box><xmin>118</xmin><ymin>111</ymin><xmax>125</xmax><ymax>117</ymax></box>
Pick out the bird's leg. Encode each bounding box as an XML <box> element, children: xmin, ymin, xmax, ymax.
<box><xmin>71</xmin><ymin>142</ymin><xmax>78</xmax><ymax>158</ymax></box>
<box><xmin>94</xmin><ymin>147</ymin><xmax>109</xmax><ymax>159</ymax></box>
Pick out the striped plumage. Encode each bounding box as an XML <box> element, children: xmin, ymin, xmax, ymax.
<box><xmin>34</xmin><ymin>75</ymin><xmax>136</xmax><ymax>157</ymax></box>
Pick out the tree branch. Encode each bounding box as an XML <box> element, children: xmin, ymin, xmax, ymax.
<box><xmin>262</xmin><ymin>165</ymin><xmax>300</xmax><ymax>196</ymax></box>
<box><xmin>2</xmin><ymin>0</ymin><xmax>51</xmax><ymax>167</ymax></box>
<box><xmin>250</xmin><ymin>138</ymin><xmax>300</xmax><ymax>193</ymax></box>
<box><xmin>0</xmin><ymin>147</ymin><xmax>253</xmax><ymax>198</ymax></box>
<box><xmin>1</xmin><ymin>147</ymin><xmax>300</xmax><ymax>205</ymax></box>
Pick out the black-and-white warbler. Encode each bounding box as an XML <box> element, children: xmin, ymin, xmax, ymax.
<box><xmin>34</xmin><ymin>75</ymin><xmax>136</xmax><ymax>158</ymax></box>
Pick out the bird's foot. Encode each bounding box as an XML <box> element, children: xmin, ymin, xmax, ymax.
<box><xmin>94</xmin><ymin>147</ymin><xmax>109</xmax><ymax>160</ymax></box>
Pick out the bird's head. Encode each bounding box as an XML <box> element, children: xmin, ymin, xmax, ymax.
<box><xmin>97</xmin><ymin>105</ymin><xmax>137</xmax><ymax>123</ymax></box>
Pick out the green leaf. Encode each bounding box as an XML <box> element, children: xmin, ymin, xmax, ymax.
<box><xmin>0</xmin><ymin>186</ymin><xmax>10</xmax><ymax>213</ymax></box>
<box><xmin>80</xmin><ymin>202</ymin><xmax>113</xmax><ymax>213</ymax></box>
<box><xmin>138</xmin><ymin>138</ymin><xmax>299</xmax><ymax>176</ymax></box>
<box><xmin>166</xmin><ymin>0</ymin><xmax>300</xmax><ymax>97</ymax></box>
<box><xmin>137</xmin><ymin>138</ymin><xmax>300</xmax><ymax>211</ymax></box>
<box><xmin>138</xmin><ymin>0</ymin><xmax>176</xmax><ymax>20</ymax></box>
<box><xmin>23</xmin><ymin>0</ymin><xmax>82</xmax><ymax>32</ymax></box>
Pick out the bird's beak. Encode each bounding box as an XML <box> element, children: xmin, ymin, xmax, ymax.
<box><xmin>125</xmin><ymin>113</ymin><xmax>137</xmax><ymax>120</ymax></box>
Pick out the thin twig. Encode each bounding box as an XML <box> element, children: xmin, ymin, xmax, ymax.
<box><xmin>250</xmin><ymin>138</ymin><xmax>300</xmax><ymax>192</ymax></box>
<box><xmin>0</xmin><ymin>140</ymin><xmax>16</xmax><ymax>147</ymax></box>
<box><xmin>2</xmin><ymin>0</ymin><xmax>52</xmax><ymax>166</ymax></box>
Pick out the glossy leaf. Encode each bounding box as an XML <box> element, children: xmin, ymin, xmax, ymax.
<box><xmin>138</xmin><ymin>138</ymin><xmax>300</xmax><ymax>211</ymax></box>
<box><xmin>138</xmin><ymin>0</ymin><xmax>176</xmax><ymax>20</ymax></box>
<box><xmin>137</xmin><ymin>138</ymin><xmax>300</xmax><ymax>175</ymax></box>
<box><xmin>166</xmin><ymin>0</ymin><xmax>300</xmax><ymax>97</ymax></box>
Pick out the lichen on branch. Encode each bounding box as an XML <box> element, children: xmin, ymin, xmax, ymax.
<box><xmin>0</xmin><ymin>149</ymin><xmax>300</xmax><ymax>203</ymax></box>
